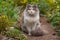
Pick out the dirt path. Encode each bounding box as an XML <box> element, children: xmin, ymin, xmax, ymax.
<box><xmin>22</xmin><ymin>16</ymin><xmax>60</xmax><ymax>40</ymax></box>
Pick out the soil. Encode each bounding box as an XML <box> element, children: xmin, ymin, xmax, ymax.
<box><xmin>21</xmin><ymin>16</ymin><xmax>60</xmax><ymax>40</ymax></box>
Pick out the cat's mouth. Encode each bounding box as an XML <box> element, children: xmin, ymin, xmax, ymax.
<box><xmin>28</xmin><ymin>14</ymin><xmax>35</xmax><ymax>17</ymax></box>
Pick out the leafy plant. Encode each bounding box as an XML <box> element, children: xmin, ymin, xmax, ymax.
<box><xmin>0</xmin><ymin>14</ymin><xmax>14</xmax><ymax>32</ymax></box>
<box><xmin>49</xmin><ymin>13</ymin><xmax>60</xmax><ymax>26</ymax></box>
<box><xmin>56</xmin><ymin>29</ymin><xmax>60</xmax><ymax>36</ymax></box>
<box><xmin>0</xmin><ymin>0</ymin><xmax>19</xmax><ymax>21</ymax></box>
<box><xmin>47</xmin><ymin>0</ymin><xmax>60</xmax><ymax>27</ymax></box>
<box><xmin>5</xmin><ymin>27</ymin><xmax>27</xmax><ymax>40</ymax></box>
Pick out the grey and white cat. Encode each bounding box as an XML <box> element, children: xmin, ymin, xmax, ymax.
<box><xmin>21</xmin><ymin>4</ymin><xmax>42</xmax><ymax>36</ymax></box>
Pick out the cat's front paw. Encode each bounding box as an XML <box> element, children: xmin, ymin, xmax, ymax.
<box><xmin>28</xmin><ymin>33</ymin><xmax>31</xmax><ymax>36</ymax></box>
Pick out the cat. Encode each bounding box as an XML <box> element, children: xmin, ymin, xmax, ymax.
<box><xmin>21</xmin><ymin>4</ymin><xmax>44</xmax><ymax>36</ymax></box>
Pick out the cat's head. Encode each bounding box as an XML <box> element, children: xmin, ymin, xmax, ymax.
<box><xmin>25</xmin><ymin>4</ymin><xmax>39</xmax><ymax>16</ymax></box>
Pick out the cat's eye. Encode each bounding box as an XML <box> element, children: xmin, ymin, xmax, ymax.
<box><xmin>33</xmin><ymin>8</ymin><xmax>37</xmax><ymax>11</ymax></box>
<box><xmin>27</xmin><ymin>8</ymin><xmax>31</xmax><ymax>10</ymax></box>
<box><xmin>33</xmin><ymin>8</ymin><xmax>35</xmax><ymax>10</ymax></box>
<box><xmin>33</xmin><ymin>6</ymin><xmax>37</xmax><ymax>8</ymax></box>
<box><xmin>27</xmin><ymin>6</ymin><xmax>30</xmax><ymax>8</ymax></box>
<box><xmin>27</xmin><ymin>5</ymin><xmax>31</xmax><ymax>8</ymax></box>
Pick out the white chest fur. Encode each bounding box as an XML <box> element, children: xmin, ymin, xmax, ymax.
<box><xmin>23</xmin><ymin>13</ymin><xmax>40</xmax><ymax>27</ymax></box>
<box><xmin>24</xmin><ymin>14</ymin><xmax>39</xmax><ymax>23</ymax></box>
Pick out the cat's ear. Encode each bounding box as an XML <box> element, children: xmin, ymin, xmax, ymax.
<box><xmin>26</xmin><ymin>4</ymin><xmax>31</xmax><ymax>8</ymax></box>
<box><xmin>33</xmin><ymin>4</ymin><xmax>38</xmax><ymax>8</ymax></box>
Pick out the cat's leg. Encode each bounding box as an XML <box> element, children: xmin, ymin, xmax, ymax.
<box><xmin>32</xmin><ymin>21</ymin><xmax>41</xmax><ymax>31</ymax></box>
<box><xmin>31</xmin><ymin>22</ymin><xmax>44</xmax><ymax>36</ymax></box>
<box><xmin>32</xmin><ymin>24</ymin><xmax>37</xmax><ymax>31</ymax></box>
<box><xmin>21</xmin><ymin>25</ymin><xmax>27</xmax><ymax>31</ymax></box>
<box><xmin>37</xmin><ymin>22</ymin><xmax>41</xmax><ymax>29</ymax></box>
<box><xmin>27</xmin><ymin>27</ymin><xmax>32</xmax><ymax>36</ymax></box>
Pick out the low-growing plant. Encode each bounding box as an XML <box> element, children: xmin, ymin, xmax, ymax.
<box><xmin>5</xmin><ymin>27</ymin><xmax>27</xmax><ymax>40</ymax></box>
<box><xmin>56</xmin><ymin>29</ymin><xmax>60</xmax><ymax>36</ymax></box>
<box><xmin>48</xmin><ymin>13</ymin><xmax>60</xmax><ymax>26</ymax></box>
<box><xmin>0</xmin><ymin>14</ymin><xmax>14</xmax><ymax>33</ymax></box>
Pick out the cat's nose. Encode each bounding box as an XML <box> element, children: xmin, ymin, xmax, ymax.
<box><xmin>31</xmin><ymin>10</ymin><xmax>35</xmax><ymax>13</ymax></box>
<box><xmin>32</xmin><ymin>11</ymin><xmax>35</xmax><ymax>14</ymax></box>
<box><xmin>31</xmin><ymin>11</ymin><xmax>32</xmax><ymax>13</ymax></box>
